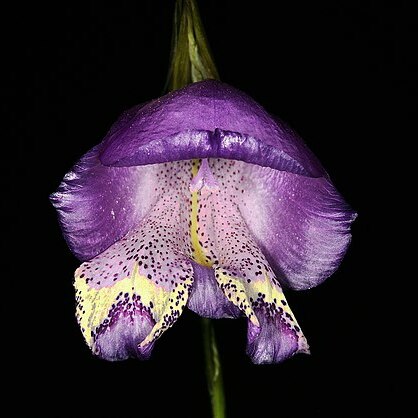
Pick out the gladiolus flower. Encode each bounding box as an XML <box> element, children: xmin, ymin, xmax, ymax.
<box><xmin>51</xmin><ymin>79</ymin><xmax>356</xmax><ymax>364</ymax></box>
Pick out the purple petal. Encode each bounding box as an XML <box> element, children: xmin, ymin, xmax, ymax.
<box><xmin>247</xmin><ymin>307</ymin><xmax>309</xmax><ymax>364</ymax></box>
<box><xmin>74</xmin><ymin>166</ymin><xmax>196</xmax><ymax>360</ymax></box>
<box><xmin>187</xmin><ymin>261</ymin><xmax>241</xmax><ymax>319</ymax></box>
<box><xmin>52</xmin><ymin>81</ymin><xmax>355</xmax><ymax>279</ymax></box>
<box><xmin>93</xmin><ymin>306</ymin><xmax>155</xmax><ymax>361</ymax></box>
<box><xmin>204</xmin><ymin>159</ymin><xmax>356</xmax><ymax>289</ymax></box>
<box><xmin>236</xmin><ymin>164</ymin><xmax>357</xmax><ymax>290</ymax></box>
<box><xmin>99</xmin><ymin>80</ymin><xmax>325</xmax><ymax>177</ymax></box>
<box><xmin>185</xmin><ymin>161</ymin><xmax>309</xmax><ymax>363</ymax></box>
<box><xmin>50</xmin><ymin>145</ymin><xmax>159</xmax><ymax>261</ymax></box>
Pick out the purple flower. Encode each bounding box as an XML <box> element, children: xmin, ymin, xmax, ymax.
<box><xmin>51</xmin><ymin>80</ymin><xmax>356</xmax><ymax>364</ymax></box>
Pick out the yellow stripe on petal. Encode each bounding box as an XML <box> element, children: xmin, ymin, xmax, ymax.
<box><xmin>190</xmin><ymin>159</ymin><xmax>213</xmax><ymax>267</ymax></box>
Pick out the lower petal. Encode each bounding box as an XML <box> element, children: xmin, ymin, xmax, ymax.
<box><xmin>193</xmin><ymin>181</ymin><xmax>309</xmax><ymax>363</ymax></box>
<box><xmin>187</xmin><ymin>261</ymin><xmax>241</xmax><ymax>319</ymax></box>
<box><xmin>215</xmin><ymin>266</ymin><xmax>309</xmax><ymax>363</ymax></box>
<box><xmin>247</xmin><ymin>306</ymin><xmax>309</xmax><ymax>364</ymax></box>
<box><xmin>74</xmin><ymin>190</ymin><xmax>193</xmax><ymax>360</ymax></box>
<box><xmin>76</xmin><ymin>278</ymin><xmax>156</xmax><ymax>361</ymax></box>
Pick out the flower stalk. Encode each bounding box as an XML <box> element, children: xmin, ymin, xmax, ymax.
<box><xmin>167</xmin><ymin>1</ymin><xmax>225</xmax><ymax>417</ymax></box>
<box><xmin>202</xmin><ymin>318</ymin><xmax>226</xmax><ymax>418</ymax></box>
<box><xmin>165</xmin><ymin>0</ymin><xmax>220</xmax><ymax>92</ymax></box>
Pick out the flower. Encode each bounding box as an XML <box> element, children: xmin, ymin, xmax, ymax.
<box><xmin>51</xmin><ymin>80</ymin><xmax>356</xmax><ymax>364</ymax></box>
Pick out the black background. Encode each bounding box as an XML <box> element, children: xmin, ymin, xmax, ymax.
<box><xmin>4</xmin><ymin>1</ymin><xmax>411</xmax><ymax>417</ymax></box>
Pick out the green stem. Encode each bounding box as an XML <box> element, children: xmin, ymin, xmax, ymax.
<box><xmin>165</xmin><ymin>0</ymin><xmax>220</xmax><ymax>92</ymax></box>
<box><xmin>202</xmin><ymin>318</ymin><xmax>226</xmax><ymax>418</ymax></box>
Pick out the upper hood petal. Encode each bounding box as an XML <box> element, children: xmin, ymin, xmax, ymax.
<box><xmin>99</xmin><ymin>80</ymin><xmax>325</xmax><ymax>177</ymax></box>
